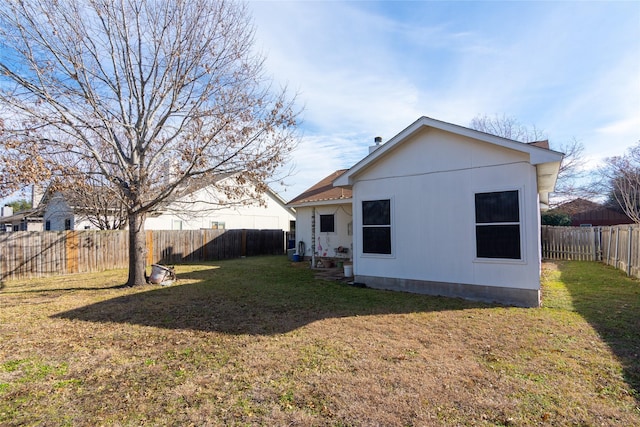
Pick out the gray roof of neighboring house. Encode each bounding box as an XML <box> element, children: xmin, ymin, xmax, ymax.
<box><xmin>0</xmin><ymin>208</ymin><xmax>43</xmax><ymax>223</ymax></box>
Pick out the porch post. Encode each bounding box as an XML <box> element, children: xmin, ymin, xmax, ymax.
<box><xmin>311</xmin><ymin>207</ymin><xmax>316</xmax><ymax>268</ymax></box>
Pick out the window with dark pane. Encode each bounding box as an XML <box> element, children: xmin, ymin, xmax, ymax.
<box><xmin>320</xmin><ymin>214</ymin><xmax>335</xmax><ymax>233</ymax></box>
<box><xmin>363</xmin><ymin>199</ymin><xmax>390</xmax><ymax>225</ymax></box>
<box><xmin>475</xmin><ymin>191</ymin><xmax>521</xmax><ymax>259</ymax></box>
<box><xmin>362</xmin><ymin>199</ymin><xmax>391</xmax><ymax>254</ymax></box>
<box><xmin>475</xmin><ymin>191</ymin><xmax>519</xmax><ymax>223</ymax></box>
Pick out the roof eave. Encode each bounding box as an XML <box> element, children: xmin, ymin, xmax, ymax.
<box><xmin>287</xmin><ymin>198</ymin><xmax>353</xmax><ymax>208</ymax></box>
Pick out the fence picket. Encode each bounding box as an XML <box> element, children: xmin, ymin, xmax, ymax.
<box><xmin>0</xmin><ymin>228</ymin><xmax>284</xmax><ymax>281</ymax></box>
<box><xmin>542</xmin><ymin>224</ymin><xmax>640</xmax><ymax>279</ymax></box>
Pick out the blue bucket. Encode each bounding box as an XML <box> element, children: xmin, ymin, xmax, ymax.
<box><xmin>292</xmin><ymin>254</ymin><xmax>300</xmax><ymax>262</ymax></box>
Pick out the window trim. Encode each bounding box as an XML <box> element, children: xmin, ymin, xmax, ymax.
<box><xmin>473</xmin><ymin>188</ymin><xmax>525</xmax><ymax>263</ymax></box>
<box><xmin>210</xmin><ymin>221</ymin><xmax>225</xmax><ymax>230</ymax></box>
<box><xmin>361</xmin><ymin>197</ymin><xmax>394</xmax><ymax>258</ymax></box>
<box><xmin>319</xmin><ymin>213</ymin><xmax>335</xmax><ymax>234</ymax></box>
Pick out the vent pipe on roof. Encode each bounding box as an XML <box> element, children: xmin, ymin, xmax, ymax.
<box><xmin>369</xmin><ymin>136</ymin><xmax>383</xmax><ymax>154</ymax></box>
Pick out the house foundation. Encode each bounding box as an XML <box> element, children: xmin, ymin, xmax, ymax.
<box><xmin>355</xmin><ymin>275</ymin><xmax>541</xmax><ymax>308</ymax></box>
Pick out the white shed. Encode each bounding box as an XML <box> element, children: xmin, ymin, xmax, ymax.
<box><xmin>333</xmin><ymin>116</ymin><xmax>563</xmax><ymax>307</ymax></box>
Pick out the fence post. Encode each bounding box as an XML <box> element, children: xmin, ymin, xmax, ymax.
<box><xmin>146</xmin><ymin>230</ymin><xmax>154</xmax><ymax>266</ymax></box>
<box><xmin>241</xmin><ymin>229</ymin><xmax>247</xmax><ymax>257</ymax></box>
<box><xmin>607</xmin><ymin>227</ymin><xmax>613</xmax><ymax>266</ymax></box>
<box><xmin>65</xmin><ymin>231</ymin><xmax>79</xmax><ymax>274</ymax></box>
<box><xmin>614</xmin><ymin>226</ymin><xmax>620</xmax><ymax>269</ymax></box>
<box><xmin>627</xmin><ymin>226</ymin><xmax>633</xmax><ymax>276</ymax></box>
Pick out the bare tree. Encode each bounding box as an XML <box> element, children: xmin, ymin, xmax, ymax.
<box><xmin>470</xmin><ymin>114</ymin><xmax>587</xmax><ymax>205</ymax></box>
<box><xmin>0</xmin><ymin>0</ymin><xmax>299</xmax><ymax>285</ymax></box>
<box><xmin>600</xmin><ymin>143</ymin><xmax>640</xmax><ymax>223</ymax></box>
<box><xmin>470</xmin><ymin>114</ymin><xmax>546</xmax><ymax>143</ymax></box>
<box><xmin>50</xmin><ymin>176</ymin><xmax>128</xmax><ymax>230</ymax></box>
<box><xmin>550</xmin><ymin>137</ymin><xmax>590</xmax><ymax>202</ymax></box>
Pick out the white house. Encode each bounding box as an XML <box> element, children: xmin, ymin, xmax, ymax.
<box><xmin>43</xmin><ymin>180</ymin><xmax>295</xmax><ymax>232</ymax></box>
<box><xmin>331</xmin><ymin>116</ymin><xmax>563</xmax><ymax>307</ymax></box>
<box><xmin>287</xmin><ymin>170</ymin><xmax>353</xmax><ymax>266</ymax></box>
<box><xmin>145</xmin><ymin>184</ymin><xmax>295</xmax><ymax>231</ymax></box>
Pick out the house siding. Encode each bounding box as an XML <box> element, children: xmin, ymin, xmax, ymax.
<box><xmin>294</xmin><ymin>204</ymin><xmax>353</xmax><ymax>259</ymax></box>
<box><xmin>44</xmin><ymin>195</ymin><xmax>75</xmax><ymax>231</ymax></box>
<box><xmin>351</xmin><ymin>128</ymin><xmax>542</xmax><ymax>306</ymax></box>
<box><xmin>44</xmin><ymin>184</ymin><xmax>294</xmax><ymax>232</ymax></box>
<box><xmin>146</xmin><ymin>185</ymin><xmax>294</xmax><ymax>231</ymax></box>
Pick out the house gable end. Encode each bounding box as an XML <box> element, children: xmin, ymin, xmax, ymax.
<box><xmin>334</xmin><ymin>116</ymin><xmax>563</xmax><ymax>188</ymax></box>
<box><xmin>345</xmin><ymin>126</ymin><xmax>533</xmax><ymax>184</ymax></box>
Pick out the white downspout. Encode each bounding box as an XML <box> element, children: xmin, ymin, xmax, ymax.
<box><xmin>311</xmin><ymin>207</ymin><xmax>316</xmax><ymax>268</ymax></box>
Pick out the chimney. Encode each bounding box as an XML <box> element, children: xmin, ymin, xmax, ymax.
<box><xmin>31</xmin><ymin>184</ymin><xmax>45</xmax><ymax>208</ymax></box>
<box><xmin>369</xmin><ymin>136</ymin><xmax>383</xmax><ymax>154</ymax></box>
<box><xmin>1</xmin><ymin>205</ymin><xmax>13</xmax><ymax>217</ymax></box>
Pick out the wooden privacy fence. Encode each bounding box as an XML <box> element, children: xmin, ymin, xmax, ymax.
<box><xmin>0</xmin><ymin>229</ymin><xmax>284</xmax><ymax>281</ymax></box>
<box><xmin>542</xmin><ymin>224</ymin><xmax>640</xmax><ymax>278</ymax></box>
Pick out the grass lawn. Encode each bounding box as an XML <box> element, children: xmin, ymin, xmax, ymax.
<box><xmin>1</xmin><ymin>257</ymin><xmax>639</xmax><ymax>426</ymax></box>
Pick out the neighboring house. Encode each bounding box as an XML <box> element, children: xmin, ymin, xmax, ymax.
<box><xmin>549</xmin><ymin>198</ymin><xmax>633</xmax><ymax>227</ymax></box>
<box><xmin>329</xmin><ymin>116</ymin><xmax>563</xmax><ymax>307</ymax></box>
<box><xmin>1</xmin><ymin>185</ymin><xmax>46</xmax><ymax>232</ymax></box>
<box><xmin>42</xmin><ymin>191</ymin><xmax>114</xmax><ymax>231</ymax></box>
<box><xmin>144</xmin><ymin>183</ymin><xmax>295</xmax><ymax>231</ymax></box>
<box><xmin>1</xmin><ymin>208</ymin><xmax>44</xmax><ymax>232</ymax></box>
<box><xmin>286</xmin><ymin>170</ymin><xmax>353</xmax><ymax>266</ymax></box>
<box><xmin>43</xmin><ymin>179</ymin><xmax>295</xmax><ymax>232</ymax></box>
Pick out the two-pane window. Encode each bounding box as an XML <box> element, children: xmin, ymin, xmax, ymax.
<box><xmin>211</xmin><ymin>221</ymin><xmax>225</xmax><ymax>230</ymax></box>
<box><xmin>362</xmin><ymin>199</ymin><xmax>391</xmax><ymax>254</ymax></box>
<box><xmin>475</xmin><ymin>190</ymin><xmax>521</xmax><ymax>259</ymax></box>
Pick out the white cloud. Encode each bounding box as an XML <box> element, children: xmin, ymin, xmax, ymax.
<box><xmin>249</xmin><ymin>1</ymin><xmax>640</xmax><ymax>200</ymax></box>
<box><xmin>597</xmin><ymin>117</ymin><xmax>640</xmax><ymax>138</ymax></box>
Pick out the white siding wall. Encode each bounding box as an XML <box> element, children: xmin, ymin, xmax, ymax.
<box><xmin>43</xmin><ymin>194</ymin><xmax>74</xmax><ymax>230</ymax></box>
<box><xmin>144</xmin><ymin>187</ymin><xmax>295</xmax><ymax>231</ymax></box>
<box><xmin>25</xmin><ymin>222</ymin><xmax>44</xmax><ymax>232</ymax></box>
<box><xmin>44</xmin><ymin>186</ymin><xmax>294</xmax><ymax>232</ymax></box>
<box><xmin>295</xmin><ymin>206</ymin><xmax>313</xmax><ymax>256</ymax></box>
<box><xmin>73</xmin><ymin>218</ymin><xmax>96</xmax><ymax>230</ymax></box>
<box><xmin>352</xmin><ymin>127</ymin><xmax>541</xmax><ymax>291</ymax></box>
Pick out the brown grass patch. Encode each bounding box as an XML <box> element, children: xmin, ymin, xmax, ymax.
<box><xmin>0</xmin><ymin>257</ymin><xmax>638</xmax><ymax>425</ymax></box>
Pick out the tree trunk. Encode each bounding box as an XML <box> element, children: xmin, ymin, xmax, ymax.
<box><xmin>127</xmin><ymin>211</ymin><xmax>147</xmax><ymax>286</ymax></box>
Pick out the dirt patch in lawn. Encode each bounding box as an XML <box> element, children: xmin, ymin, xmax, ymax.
<box><xmin>0</xmin><ymin>257</ymin><xmax>638</xmax><ymax>426</ymax></box>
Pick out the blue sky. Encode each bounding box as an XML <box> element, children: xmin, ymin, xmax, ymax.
<box><xmin>2</xmin><ymin>1</ymin><xmax>638</xmax><ymax>206</ymax></box>
<box><xmin>249</xmin><ymin>0</ymin><xmax>640</xmax><ymax>200</ymax></box>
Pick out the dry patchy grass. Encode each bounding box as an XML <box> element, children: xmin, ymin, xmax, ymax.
<box><xmin>0</xmin><ymin>257</ymin><xmax>639</xmax><ymax>426</ymax></box>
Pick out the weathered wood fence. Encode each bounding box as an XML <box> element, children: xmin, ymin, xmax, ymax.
<box><xmin>0</xmin><ymin>229</ymin><xmax>284</xmax><ymax>281</ymax></box>
<box><xmin>542</xmin><ymin>225</ymin><xmax>640</xmax><ymax>278</ymax></box>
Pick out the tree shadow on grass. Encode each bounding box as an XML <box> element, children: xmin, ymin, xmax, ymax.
<box><xmin>1</xmin><ymin>283</ymin><xmax>128</xmax><ymax>295</ymax></box>
<box><xmin>52</xmin><ymin>258</ymin><xmax>492</xmax><ymax>336</ymax></box>
<box><xmin>558</xmin><ymin>261</ymin><xmax>640</xmax><ymax>399</ymax></box>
